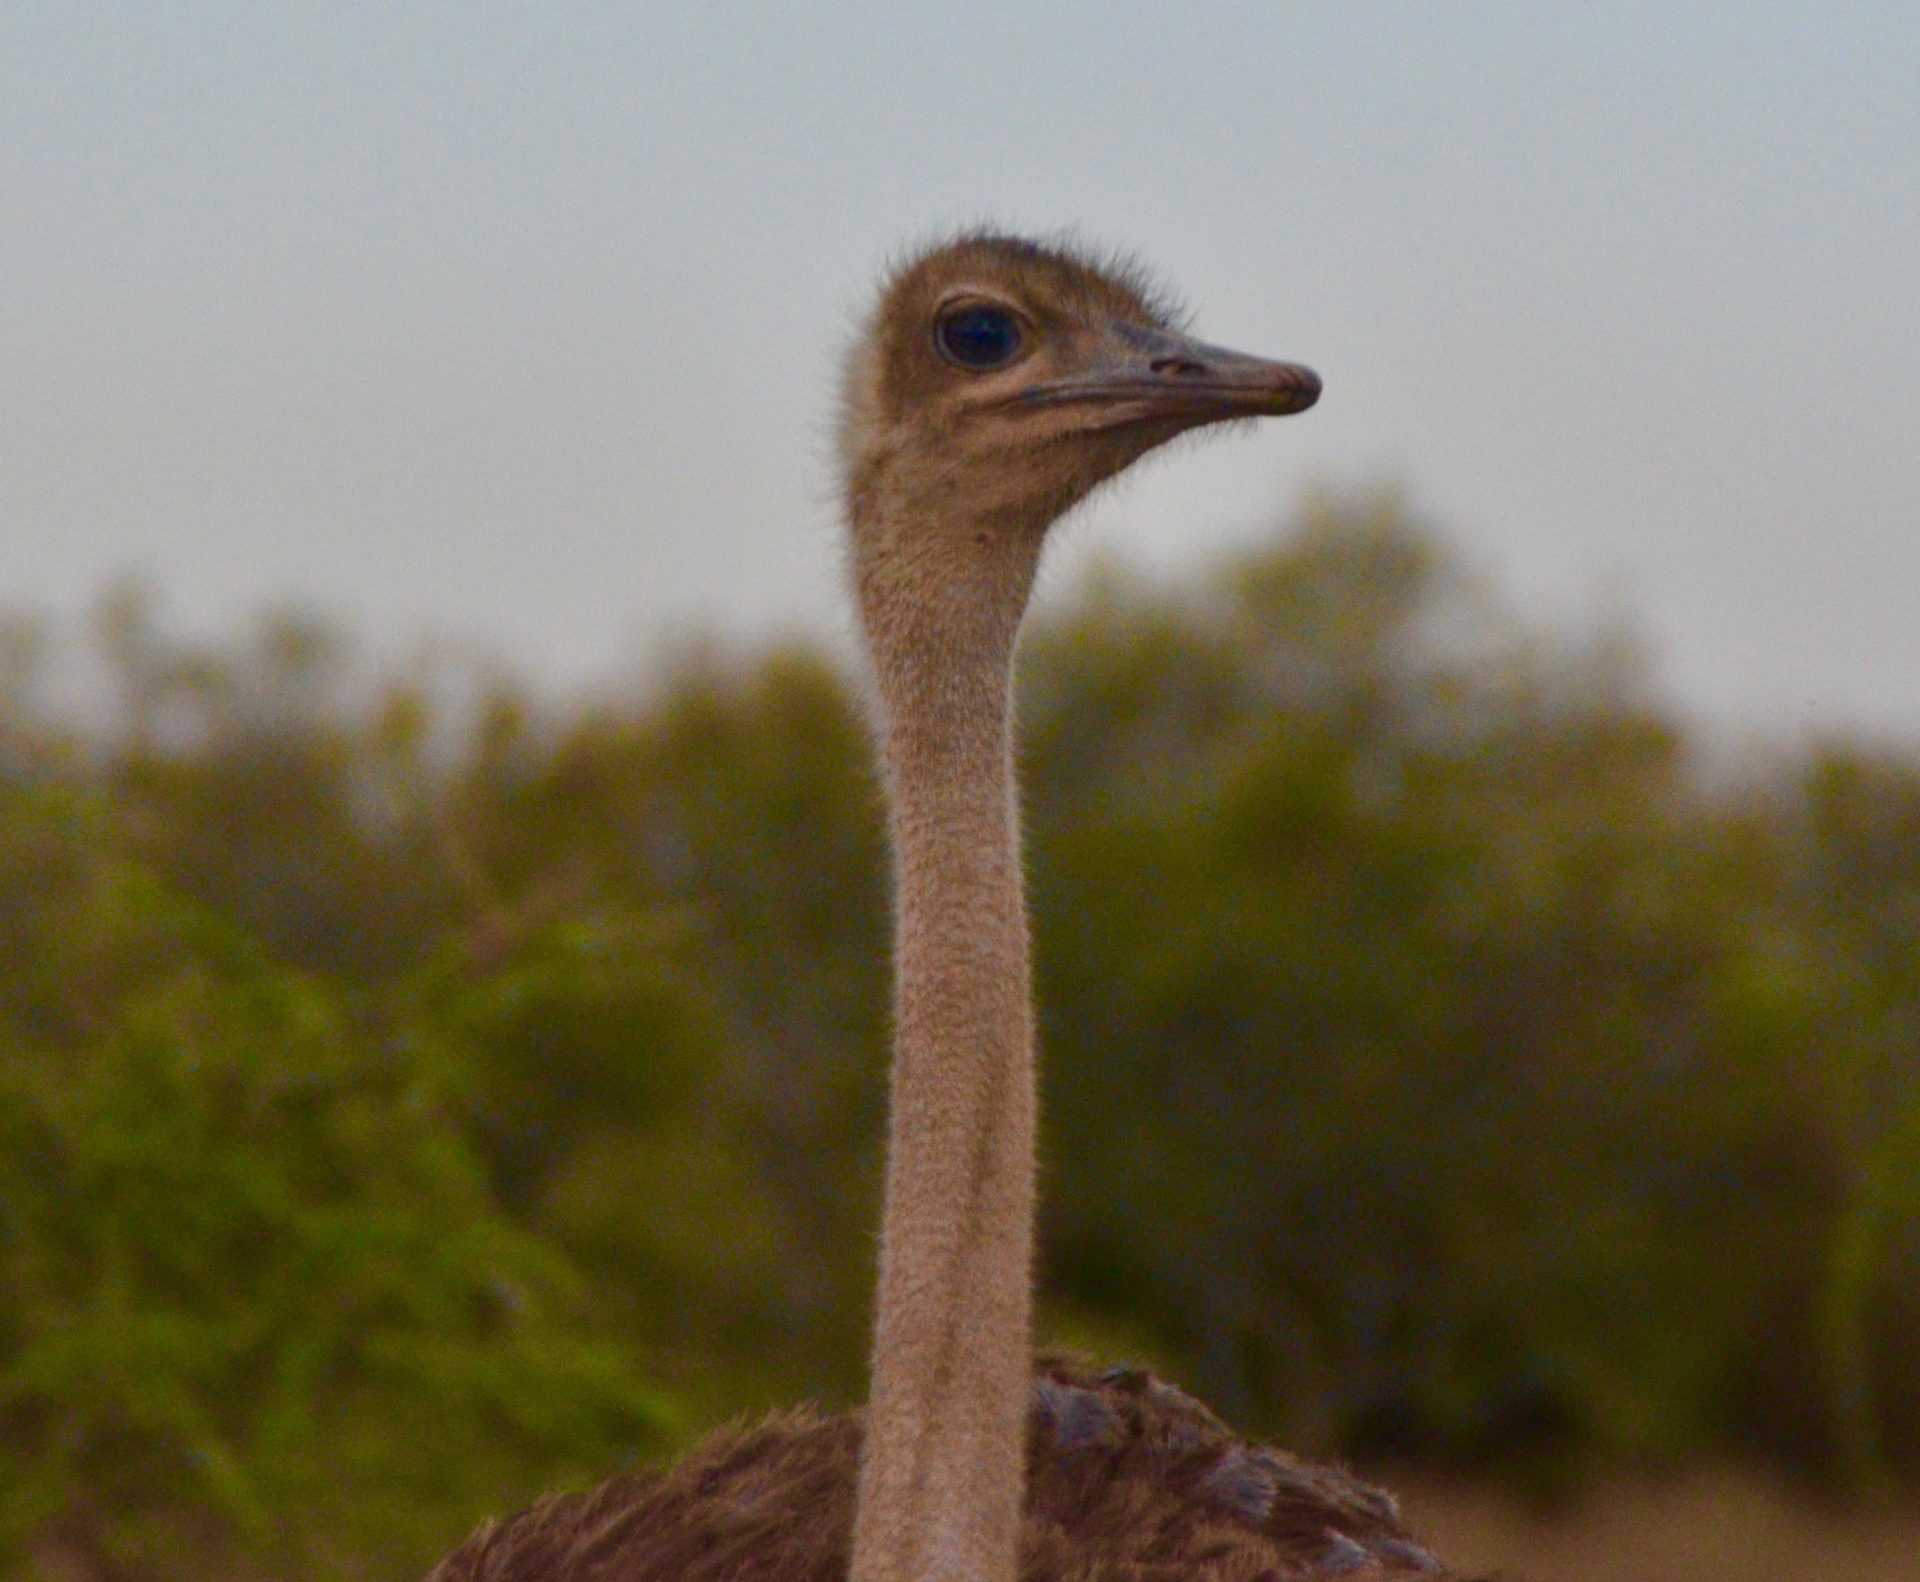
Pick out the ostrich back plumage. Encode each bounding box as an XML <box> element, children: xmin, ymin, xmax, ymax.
<box><xmin>425</xmin><ymin>1358</ymin><xmax>1480</xmax><ymax>1582</ymax></box>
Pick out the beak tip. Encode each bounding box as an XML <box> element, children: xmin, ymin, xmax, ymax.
<box><xmin>1281</xmin><ymin>365</ymin><xmax>1322</xmax><ymax>414</ymax></box>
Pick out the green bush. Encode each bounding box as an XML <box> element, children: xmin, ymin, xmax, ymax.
<box><xmin>4</xmin><ymin>497</ymin><xmax>1920</xmax><ymax>1575</ymax></box>
<box><xmin>0</xmin><ymin>794</ymin><xmax>670</xmax><ymax>1579</ymax></box>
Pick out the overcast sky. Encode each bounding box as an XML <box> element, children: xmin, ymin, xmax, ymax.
<box><xmin>4</xmin><ymin>4</ymin><xmax>1916</xmax><ymax>734</ymax></box>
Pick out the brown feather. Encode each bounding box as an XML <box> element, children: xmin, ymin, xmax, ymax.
<box><xmin>425</xmin><ymin>1359</ymin><xmax>1488</xmax><ymax>1582</ymax></box>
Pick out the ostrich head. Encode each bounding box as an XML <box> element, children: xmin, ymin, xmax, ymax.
<box><xmin>838</xmin><ymin>232</ymin><xmax>1320</xmax><ymax>659</ymax></box>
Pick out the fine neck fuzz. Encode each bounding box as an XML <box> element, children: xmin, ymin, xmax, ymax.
<box><xmin>849</xmin><ymin>569</ymin><xmax>1039</xmax><ymax>1582</ymax></box>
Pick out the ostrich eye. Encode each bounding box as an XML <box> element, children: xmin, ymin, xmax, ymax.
<box><xmin>935</xmin><ymin>303</ymin><xmax>1024</xmax><ymax>370</ymax></box>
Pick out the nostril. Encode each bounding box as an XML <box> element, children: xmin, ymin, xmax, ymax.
<box><xmin>1150</xmin><ymin>356</ymin><xmax>1210</xmax><ymax>378</ymax></box>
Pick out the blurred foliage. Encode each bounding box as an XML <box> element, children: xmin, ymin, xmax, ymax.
<box><xmin>3</xmin><ymin>495</ymin><xmax>1920</xmax><ymax>1576</ymax></box>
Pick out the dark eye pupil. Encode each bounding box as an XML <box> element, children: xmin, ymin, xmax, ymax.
<box><xmin>937</xmin><ymin>305</ymin><xmax>1022</xmax><ymax>369</ymax></box>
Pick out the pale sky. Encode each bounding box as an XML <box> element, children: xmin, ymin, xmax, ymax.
<box><xmin>4</xmin><ymin>4</ymin><xmax>1916</xmax><ymax>733</ymax></box>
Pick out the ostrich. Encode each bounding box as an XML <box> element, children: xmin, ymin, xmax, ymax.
<box><xmin>428</xmin><ymin>234</ymin><xmax>1479</xmax><ymax>1582</ymax></box>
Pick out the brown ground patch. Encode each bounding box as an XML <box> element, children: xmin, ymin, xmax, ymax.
<box><xmin>1389</xmin><ymin>1470</ymin><xmax>1920</xmax><ymax>1581</ymax></box>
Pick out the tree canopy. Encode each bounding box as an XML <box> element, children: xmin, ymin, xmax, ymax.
<box><xmin>4</xmin><ymin>496</ymin><xmax>1919</xmax><ymax>1578</ymax></box>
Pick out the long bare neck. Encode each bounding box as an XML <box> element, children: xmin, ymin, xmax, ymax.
<box><xmin>849</xmin><ymin>520</ymin><xmax>1043</xmax><ymax>1582</ymax></box>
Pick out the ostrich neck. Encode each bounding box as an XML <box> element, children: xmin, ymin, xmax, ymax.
<box><xmin>849</xmin><ymin>535</ymin><xmax>1041</xmax><ymax>1582</ymax></box>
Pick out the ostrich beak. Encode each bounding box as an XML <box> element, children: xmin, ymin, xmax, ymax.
<box><xmin>1018</xmin><ymin>324</ymin><xmax>1321</xmax><ymax>427</ymax></box>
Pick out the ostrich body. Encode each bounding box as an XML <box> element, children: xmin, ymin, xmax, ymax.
<box><xmin>428</xmin><ymin>235</ymin><xmax>1476</xmax><ymax>1582</ymax></box>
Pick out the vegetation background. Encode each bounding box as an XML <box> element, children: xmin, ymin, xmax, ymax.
<box><xmin>5</xmin><ymin>497</ymin><xmax>1920</xmax><ymax>1580</ymax></box>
